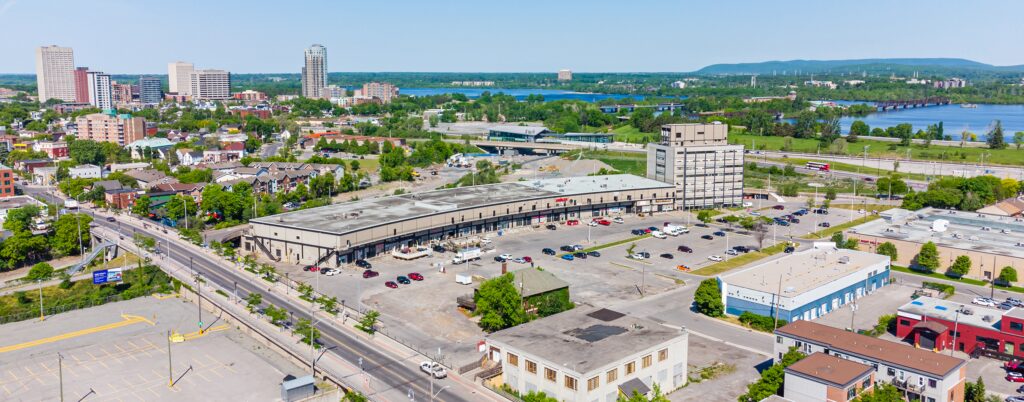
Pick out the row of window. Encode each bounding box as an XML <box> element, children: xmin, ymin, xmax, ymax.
<box><xmin>508</xmin><ymin>349</ymin><xmax>669</xmax><ymax>392</ymax></box>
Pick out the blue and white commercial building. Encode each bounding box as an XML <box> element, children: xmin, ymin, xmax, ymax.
<box><xmin>718</xmin><ymin>242</ymin><xmax>891</xmax><ymax>322</ymax></box>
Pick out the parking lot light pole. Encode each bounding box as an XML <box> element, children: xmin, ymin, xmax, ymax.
<box><xmin>58</xmin><ymin>353</ymin><xmax>64</xmax><ymax>402</ymax></box>
<box><xmin>950</xmin><ymin>310</ymin><xmax>961</xmax><ymax>356</ymax></box>
<box><xmin>38</xmin><ymin>279</ymin><xmax>45</xmax><ymax>321</ymax></box>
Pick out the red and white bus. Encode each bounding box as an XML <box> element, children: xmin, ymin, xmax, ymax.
<box><xmin>806</xmin><ymin>162</ymin><xmax>830</xmax><ymax>172</ymax></box>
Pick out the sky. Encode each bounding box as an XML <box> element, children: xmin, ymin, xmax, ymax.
<box><xmin>1</xmin><ymin>0</ymin><xmax>1022</xmax><ymax>74</ymax></box>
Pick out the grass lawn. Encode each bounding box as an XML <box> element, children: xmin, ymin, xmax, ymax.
<box><xmin>348</xmin><ymin>158</ymin><xmax>380</xmax><ymax>173</ymax></box>
<box><xmin>612</xmin><ymin>125</ymin><xmax>658</xmax><ymax>144</ymax></box>
<box><xmin>765</xmin><ymin>156</ymin><xmax>930</xmax><ymax>181</ymax></box>
<box><xmin>691</xmin><ymin>242</ymin><xmax>788</xmax><ymax>276</ymax></box>
<box><xmin>561</xmin><ymin>234</ymin><xmax>652</xmax><ymax>257</ymax></box>
<box><xmin>576</xmin><ymin>150</ymin><xmax>647</xmax><ymax>176</ymax></box>
<box><xmin>801</xmin><ymin>215</ymin><xmax>881</xmax><ymax>239</ymax></box>
<box><xmin>731</xmin><ymin>132</ymin><xmax>1024</xmax><ymax>167</ymax></box>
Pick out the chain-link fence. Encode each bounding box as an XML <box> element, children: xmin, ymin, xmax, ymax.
<box><xmin>0</xmin><ymin>288</ymin><xmax>163</xmax><ymax>325</ymax></box>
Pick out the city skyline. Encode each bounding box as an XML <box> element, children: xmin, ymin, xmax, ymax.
<box><xmin>1</xmin><ymin>0</ymin><xmax>1022</xmax><ymax>74</ymax></box>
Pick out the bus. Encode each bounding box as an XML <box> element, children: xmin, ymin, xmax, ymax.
<box><xmin>806</xmin><ymin>162</ymin><xmax>830</xmax><ymax>172</ymax></box>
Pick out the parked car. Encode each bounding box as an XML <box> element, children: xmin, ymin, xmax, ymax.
<box><xmin>385</xmin><ymin>281</ymin><xmax>398</xmax><ymax>289</ymax></box>
<box><xmin>814</xmin><ymin>208</ymin><xmax>829</xmax><ymax>215</ymax></box>
<box><xmin>355</xmin><ymin>259</ymin><xmax>372</xmax><ymax>269</ymax></box>
<box><xmin>323</xmin><ymin>268</ymin><xmax>339</xmax><ymax>276</ymax></box>
<box><xmin>561</xmin><ymin>254</ymin><xmax>574</xmax><ymax>261</ymax></box>
<box><xmin>545</xmin><ymin>224</ymin><xmax>557</xmax><ymax>230</ymax></box>
<box><xmin>573</xmin><ymin>252</ymin><xmax>588</xmax><ymax>259</ymax></box>
<box><xmin>676</xmin><ymin>264</ymin><xmax>691</xmax><ymax>271</ymax></box>
<box><xmin>776</xmin><ymin>220</ymin><xmax>790</xmax><ymax>226</ymax></box>
<box><xmin>725</xmin><ymin>249</ymin><xmax>739</xmax><ymax>256</ymax></box>
<box><xmin>773</xmin><ymin>205</ymin><xmax>785</xmax><ymax>210</ymax></box>
<box><xmin>106</xmin><ymin>216</ymin><xmax>116</xmax><ymax>222</ymax></box>
<box><xmin>362</xmin><ymin>270</ymin><xmax>379</xmax><ymax>279</ymax></box>
<box><xmin>677</xmin><ymin>245</ymin><xmax>693</xmax><ymax>253</ymax></box>
<box><xmin>631</xmin><ymin>229</ymin><xmax>646</xmax><ymax>236</ymax></box>
<box><xmin>972</xmin><ymin>297</ymin><xmax>996</xmax><ymax>307</ymax></box>
<box><xmin>420</xmin><ymin>361</ymin><xmax>447</xmax><ymax>379</ymax></box>
<box><xmin>651</xmin><ymin>231</ymin><xmax>667</xmax><ymax>239</ymax></box>
<box><xmin>708</xmin><ymin>255</ymin><xmax>724</xmax><ymax>262</ymax></box>
<box><xmin>494</xmin><ymin>256</ymin><xmax>507</xmax><ymax>262</ymax></box>
<box><xmin>660</xmin><ymin>253</ymin><xmax>674</xmax><ymax>259</ymax></box>
<box><xmin>639</xmin><ymin>251</ymin><xmax>651</xmax><ymax>258</ymax></box>
<box><xmin>819</xmin><ymin>222</ymin><xmax>831</xmax><ymax>228</ymax></box>
<box><xmin>713</xmin><ymin>231</ymin><xmax>726</xmax><ymax>237</ymax></box>
<box><xmin>597</xmin><ymin>219</ymin><xmax>612</xmax><ymax>226</ymax></box>
<box><xmin>512</xmin><ymin>257</ymin><xmax>527</xmax><ymax>264</ymax></box>
<box><xmin>542</xmin><ymin>248</ymin><xmax>556</xmax><ymax>255</ymax></box>
<box><xmin>733</xmin><ymin>246</ymin><xmax>750</xmax><ymax>253</ymax></box>
<box><xmin>560</xmin><ymin>245</ymin><xmax>575</xmax><ymax>252</ymax></box>
<box><xmin>303</xmin><ymin>265</ymin><xmax>320</xmax><ymax>272</ymax></box>
<box><xmin>499</xmin><ymin>253</ymin><xmax>513</xmax><ymax>260</ymax></box>
<box><xmin>1007</xmin><ymin>372</ymin><xmax>1024</xmax><ymax>382</ymax></box>
<box><xmin>566</xmin><ymin>220</ymin><xmax>580</xmax><ymax>226</ymax></box>
<box><xmin>397</xmin><ymin>276</ymin><xmax>411</xmax><ymax>285</ymax></box>
<box><xmin>572</xmin><ymin>245</ymin><xmax>585</xmax><ymax>251</ymax></box>
<box><xmin>408</xmin><ymin>272</ymin><xmax>424</xmax><ymax>281</ymax></box>
<box><xmin>613</xmin><ymin>217</ymin><xmax>624</xmax><ymax>224</ymax></box>
<box><xmin>522</xmin><ymin>256</ymin><xmax>533</xmax><ymax>263</ymax></box>
<box><xmin>790</xmin><ymin>218</ymin><xmax>801</xmax><ymax>224</ymax></box>
<box><xmin>784</xmin><ymin>246</ymin><xmax>795</xmax><ymax>253</ymax></box>
<box><xmin>701</xmin><ymin>235</ymin><xmax>714</xmax><ymax>240</ymax></box>
<box><xmin>587</xmin><ymin>251</ymin><xmax>601</xmax><ymax>257</ymax></box>
<box><xmin>648</xmin><ymin>226</ymin><xmax>659</xmax><ymax>232</ymax></box>
<box><xmin>587</xmin><ymin>220</ymin><xmax>599</xmax><ymax>227</ymax></box>
<box><xmin>630</xmin><ymin>253</ymin><xmax>647</xmax><ymax>260</ymax></box>
<box><xmin>432</xmin><ymin>245</ymin><xmax>447</xmax><ymax>253</ymax></box>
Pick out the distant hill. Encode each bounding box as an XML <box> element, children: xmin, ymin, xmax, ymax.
<box><xmin>694</xmin><ymin>58</ymin><xmax>1024</xmax><ymax>75</ymax></box>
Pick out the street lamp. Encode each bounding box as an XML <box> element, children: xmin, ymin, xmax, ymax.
<box><xmin>75</xmin><ymin>193</ymin><xmax>85</xmax><ymax>262</ymax></box>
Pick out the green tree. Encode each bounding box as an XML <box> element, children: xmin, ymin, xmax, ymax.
<box><xmin>849</xmin><ymin>120</ymin><xmax>870</xmax><ymax>138</ymax></box>
<box><xmin>245</xmin><ymin>292</ymin><xmax>263</xmax><ymax>313</ymax></box>
<box><xmin>876</xmin><ymin>242</ymin><xmax>898</xmax><ymax>261</ymax></box>
<box><xmin>51</xmin><ymin>213</ymin><xmax>93</xmax><ymax>256</ymax></box>
<box><xmin>474</xmin><ymin>273</ymin><xmax>528</xmax><ymax>332</ymax></box>
<box><xmin>965</xmin><ymin>377</ymin><xmax>986</xmax><ymax>402</ymax></box>
<box><xmin>694</xmin><ymin>278</ymin><xmax>724</xmax><ymax>317</ymax></box>
<box><xmin>0</xmin><ymin>231</ymin><xmax>48</xmax><ymax>269</ymax></box>
<box><xmin>342</xmin><ymin>391</ymin><xmax>369</xmax><ymax>402</ymax></box>
<box><xmin>824</xmin><ymin>187</ymin><xmax>837</xmax><ymax>201</ymax></box>
<box><xmin>916</xmin><ymin>241</ymin><xmax>940</xmax><ymax>273</ymax></box>
<box><xmin>25</xmin><ymin>262</ymin><xmax>55</xmax><ymax>281</ymax></box>
<box><xmin>522</xmin><ymin>391</ymin><xmax>559</xmax><ymax>402</ymax></box>
<box><xmin>356</xmin><ymin>310</ymin><xmax>380</xmax><ymax>334</ymax></box>
<box><xmin>875</xmin><ymin>174</ymin><xmax>909</xmax><ymax>195</ymax></box>
<box><xmin>297</xmin><ymin>282</ymin><xmax>315</xmax><ymax>301</ymax></box>
<box><xmin>853</xmin><ymin>383</ymin><xmax>903</xmax><ymax>402</ymax></box>
<box><xmin>1014</xmin><ymin>132</ymin><xmax>1024</xmax><ymax>150</ymax></box>
<box><xmin>264</xmin><ymin>305</ymin><xmax>287</xmax><ymax>326</ymax></box>
<box><xmin>696</xmin><ymin>210</ymin><xmax>714</xmax><ymax>224</ymax></box>
<box><xmin>739</xmin><ymin>348</ymin><xmax>806</xmax><ymax>402</ymax></box>
<box><xmin>163</xmin><ymin>194</ymin><xmax>197</xmax><ymax>222</ymax></box>
<box><xmin>131</xmin><ymin>195</ymin><xmax>152</xmax><ymax>216</ymax></box>
<box><xmin>318</xmin><ymin>296</ymin><xmax>338</xmax><ymax>314</ymax></box>
<box><xmin>2</xmin><ymin>205</ymin><xmax>40</xmax><ymax>233</ymax></box>
<box><xmin>1000</xmin><ymin>266</ymin><xmax>1019</xmax><ymax>283</ymax></box>
<box><xmin>949</xmin><ymin>255</ymin><xmax>971</xmax><ymax>278</ymax></box>
<box><xmin>293</xmin><ymin>318</ymin><xmax>320</xmax><ymax>347</ymax></box>
<box><xmin>986</xmin><ymin>120</ymin><xmax>1007</xmax><ymax>150</ymax></box>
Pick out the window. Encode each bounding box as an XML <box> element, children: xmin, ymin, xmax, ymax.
<box><xmin>642</xmin><ymin>355</ymin><xmax>653</xmax><ymax>368</ymax></box>
<box><xmin>899</xmin><ymin>319</ymin><xmax>911</xmax><ymax>326</ymax></box>
<box><xmin>928</xmin><ymin>378</ymin><xmax>937</xmax><ymax>387</ymax></box>
<box><xmin>886</xmin><ymin>368</ymin><xmax>895</xmax><ymax>376</ymax></box>
<box><xmin>846</xmin><ymin>387</ymin><xmax>856</xmax><ymax>399</ymax></box>
<box><xmin>607</xmin><ymin>368</ymin><xmax>618</xmax><ymax>382</ymax></box>
<box><xmin>564</xmin><ymin>375</ymin><xmax>577</xmax><ymax>390</ymax></box>
<box><xmin>507</xmin><ymin>353</ymin><xmax>518</xmax><ymax>367</ymax></box>
<box><xmin>658</xmin><ymin>349</ymin><xmax>668</xmax><ymax>362</ymax></box>
<box><xmin>587</xmin><ymin>376</ymin><xmax>600</xmax><ymax>391</ymax></box>
<box><xmin>544</xmin><ymin>367</ymin><xmax>557</xmax><ymax>382</ymax></box>
<box><xmin>861</xmin><ymin>378</ymin><xmax>870</xmax><ymax>389</ymax></box>
<box><xmin>1013</xmin><ymin>322</ymin><xmax>1024</xmax><ymax>331</ymax></box>
<box><xmin>526</xmin><ymin>360</ymin><xmax>537</xmax><ymax>374</ymax></box>
<box><xmin>625</xmin><ymin>361</ymin><xmax>636</xmax><ymax>375</ymax></box>
<box><xmin>776</xmin><ymin>336</ymin><xmax>782</xmax><ymax>344</ymax></box>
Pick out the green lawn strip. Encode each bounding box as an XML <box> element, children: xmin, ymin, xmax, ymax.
<box><xmin>801</xmin><ymin>215</ymin><xmax>880</xmax><ymax>239</ymax></box>
<box><xmin>691</xmin><ymin>243</ymin><xmax>788</xmax><ymax>276</ymax></box>
<box><xmin>887</xmin><ymin>265</ymin><xmax>1024</xmax><ymax>294</ymax></box>
<box><xmin>558</xmin><ymin>234</ymin><xmax>652</xmax><ymax>257</ymax></box>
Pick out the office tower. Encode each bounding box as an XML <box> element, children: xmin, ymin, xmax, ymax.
<box><xmin>557</xmin><ymin>69</ymin><xmax>573</xmax><ymax>81</ymax></box>
<box><xmin>361</xmin><ymin>82</ymin><xmax>398</xmax><ymax>104</ymax></box>
<box><xmin>73</xmin><ymin>67</ymin><xmax>90</xmax><ymax>103</ymax></box>
<box><xmin>189</xmin><ymin>69</ymin><xmax>230</xmax><ymax>100</ymax></box>
<box><xmin>86</xmin><ymin>71</ymin><xmax>113</xmax><ymax>110</ymax></box>
<box><xmin>646</xmin><ymin>123</ymin><xmax>745</xmax><ymax>209</ymax></box>
<box><xmin>302</xmin><ymin>44</ymin><xmax>328</xmax><ymax>98</ymax></box>
<box><xmin>75</xmin><ymin>111</ymin><xmax>146</xmax><ymax>146</ymax></box>
<box><xmin>138</xmin><ymin>76</ymin><xmax>163</xmax><ymax>104</ymax></box>
<box><xmin>167</xmin><ymin>61</ymin><xmax>195</xmax><ymax>94</ymax></box>
<box><xmin>35</xmin><ymin>45</ymin><xmax>77</xmax><ymax>102</ymax></box>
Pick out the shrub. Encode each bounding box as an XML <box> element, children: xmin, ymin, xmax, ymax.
<box><xmin>694</xmin><ymin>279</ymin><xmax>724</xmax><ymax>317</ymax></box>
<box><xmin>922</xmin><ymin>281</ymin><xmax>955</xmax><ymax>298</ymax></box>
<box><xmin>739</xmin><ymin>311</ymin><xmax>785</xmax><ymax>332</ymax></box>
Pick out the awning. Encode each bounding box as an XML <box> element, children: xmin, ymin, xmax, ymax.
<box><xmin>913</xmin><ymin>320</ymin><xmax>948</xmax><ymax>333</ymax></box>
<box><xmin>619</xmin><ymin>378</ymin><xmax>650</xmax><ymax>398</ymax></box>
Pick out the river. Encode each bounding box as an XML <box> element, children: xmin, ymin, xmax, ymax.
<box><xmin>399</xmin><ymin>87</ymin><xmax>644</xmax><ymax>102</ymax></box>
<box><xmin>835</xmin><ymin>102</ymin><xmax>1024</xmax><ymax>139</ymax></box>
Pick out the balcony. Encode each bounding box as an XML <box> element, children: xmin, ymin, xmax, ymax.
<box><xmin>889</xmin><ymin>378</ymin><xmax>925</xmax><ymax>394</ymax></box>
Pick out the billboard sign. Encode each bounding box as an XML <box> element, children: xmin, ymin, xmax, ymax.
<box><xmin>92</xmin><ymin>268</ymin><xmax>124</xmax><ymax>284</ymax></box>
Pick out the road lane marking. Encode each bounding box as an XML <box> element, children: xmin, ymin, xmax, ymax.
<box><xmin>0</xmin><ymin>315</ymin><xmax>150</xmax><ymax>354</ymax></box>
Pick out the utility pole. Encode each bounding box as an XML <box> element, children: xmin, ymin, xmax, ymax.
<box><xmin>772</xmin><ymin>275</ymin><xmax>784</xmax><ymax>332</ymax></box>
<box><xmin>183</xmin><ymin>197</ymin><xmax>188</xmax><ymax>231</ymax></box>
<box><xmin>58</xmin><ymin>353</ymin><xmax>64</xmax><ymax>402</ymax></box>
<box><xmin>167</xmin><ymin>330</ymin><xmax>173</xmax><ymax>387</ymax></box>
<box><xmin>38</xmin><ymin>279</ymin><xmax>45</xmax><ymax>321</ymax></box>
<box><xmin>196</xmin><ymin>272</ymin><xmax>203</xmax><ymax>333</ymax></box>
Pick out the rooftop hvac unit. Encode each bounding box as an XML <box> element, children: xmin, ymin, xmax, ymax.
<box><xmin>838</xmin><ymin>256</ymin><xmax>850</xmax><ymax>264</ymax></box>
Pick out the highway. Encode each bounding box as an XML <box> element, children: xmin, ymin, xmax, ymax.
<box><xmin>87</xmin><ymin>211</ymin><xmax>490</xmax><ymax>402</ymax></box>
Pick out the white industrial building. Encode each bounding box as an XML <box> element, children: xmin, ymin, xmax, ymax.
<box><xmin>486</xmin><ymin>307</ymin><xmax>688</xmax><ymax>402</ymax></box>
<box><xmin>69</xmin><ymin>164</ymin><xmax>102</xmax><ymax>179</ymax></box>
<box><xmin>718</xmin><ymin>242</ymin><xmax>890</xmax><ymax>322</ymax></box>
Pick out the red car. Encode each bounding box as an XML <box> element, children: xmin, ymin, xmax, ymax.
<box><xmin>362</xmin><ymin>270</ymin><xmax>379</xmax><ymax>279</ymax></box>
<box><xmin>566</xmin><ymin>220</ymin><xmax>580</xmax><ymax>226</ymax></box>
<box><xmin>522</xmin><ymin>256</ymin><xmax>532</xmax><ymax>263</ymax></box>
<box><xmin>597</xmin><ymin>219</ymin><xmax>611</xmax><ymax>226</ymax></box>
<box><xmin>408</xmin><ymin>272</ymin><xmax>424</xmax><ymax>281</ymax></box>
<box><xmin>385</xmin><ymin>281</ymin><xmax>398</xmax><ymax>289</ymax></box>
<box><xmin>1008</xmin><ymin>372</ymin><xmax>1024</xmax><ymax>382</ymax></box>
<box><xmin>303</xmin><ymin>265</ymin><xmax>320</xmax><ymax>272</ymax></box>
<box><xmin>773</xmin><ymin>205</ymin><xmax>785</xmax><ymax>210</ymax></box>
<box><xmin>1006</xmin><ymin>360</ymin><xmax>1023</xmax><ymax>371</ymax></box>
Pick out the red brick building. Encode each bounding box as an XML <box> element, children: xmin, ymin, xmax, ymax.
<box><xmin>897</xmin><ymin>296</ymin><xmax>1024</xmax><ymax>358</ymax></box>
<box><xmin>230</xmin><ymin>108</ymin><xmax>272</xmax><ymax>119</ymax></box>
<box><xmin>0</xmin><ymin>164</ymin><xmax>14</xmax><ymax>198</ymax></box>
<box><xmin>104</xmin><ymin>189</ymin><xmax>138</xmax><ymax>209</ymax></box>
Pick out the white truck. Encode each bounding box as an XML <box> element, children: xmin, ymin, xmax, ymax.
<box><xmin>455</xmin><ymin>273</ymin><xmax>473</xmax><ymax>285</ymax></box>
<box><xmin>663</xmin><ymin>225</ymin><xmax>689</xmax><ymax>236</ymax></box>
<box><xmin>452</xmin><ymin>247</ymin><xmax>482</xmax><ymax>264</ymax></box>
<box><xmin>63</xmin><ymin>199</ymin><xmax>79</xmax><ymax>209</ymax></box>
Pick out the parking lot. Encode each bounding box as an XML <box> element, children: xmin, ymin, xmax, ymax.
<box><xmin>0</xmin><ymin>296</ymin><xmax>304</xmax><ymax>401</ymax></box>
<box><xmin>667</xmin><ymin>335</ymin><xmax>766</xmax><ymax>402</ymax></box>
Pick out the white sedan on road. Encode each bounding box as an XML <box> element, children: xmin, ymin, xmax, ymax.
<box><xmin>420</xmin><ymin>361</ymin><xmax>447</xmax><ymax>379</ymax></box>
<box><xmin>707</xmin><ymin>255</ymin><xmax>724</xmax><ymax>262</ymax></box>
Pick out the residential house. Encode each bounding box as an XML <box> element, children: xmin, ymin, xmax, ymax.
<box><xmin>91</xmin><ymin>180</ymin><xmax>124</xmax><ymax>192</ymax></box>
<box><xmin>783</xmin><ymin>353</ymin><xmax>875</xmax><ymax>402</ymax></box>
<box><xmin>201</xmin><ymin>161</ymin><xmax>243</xmax><ymax>173</ymax></box>
<box><xmin>108</xmin><ymin>162</ymin><xmax>150</xmax><ymax>173</ymax></box>
<box><xmin>126</xmin><ymin>169</ymin><xmax>177</xmax><ymax>190</ymax></box>
<box><xmin>203</xmin><ymin>142</ymin><xmax>245</xmax><ymax>163</ymax></box>
<box><xmin>69</xmin><ymin>164</ymin><xmax>102</xmax><ymax>179</ymax></box>
<box><xmin>175</xmin><ymin>148</ymin><xmax>204</xmax><ymax>166</ymax></box>
<box><xmin>104</xmin><ymin>189</ymin><xmax>138</xmax><ymax>210</ymax></box>
<box><xmin>33</xmin><ymin>166</ymin><xmax>58</xmax><ymax>186</ymax></box>
<box><xmin>32</xmin><ymin>141</ymin><xmax>68</xmax><ymax>159</ymax></box>
<box><xmin>977</xmin><ymin>197</ymin><xmax>1024</xmax><ymax>217</ymax></box>
<box><xmin>152</xmin><ymin>182</ymin><xmax>207</xmax><ymax>203</ymax></box>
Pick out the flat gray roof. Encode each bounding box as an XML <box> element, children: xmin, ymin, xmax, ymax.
<box><xmin>898</xmin><ymin>296</ymin><xmax>1005</xmax><ymax>331</ymax></box>
<box><xmin>251</xmin><ymin>174</ymin><xmax>672</xmax><ymax>235</ymax></box>
<box><xmin>849</xmin><ymin>207</ymin><xmax>1024</xmax><ymax>259</ymax></box>
<box><xmin>487</xmin><ymin>307</ymin><xmax>684</xmax><ymax>375</ymax></box>
<box><xmin>721</xmin><ymin>243</ymin><xmax>889</xmax><ymax>296</ymax></box>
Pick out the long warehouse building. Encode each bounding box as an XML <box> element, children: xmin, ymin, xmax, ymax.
<box><xmin>245</xmin><ymin>174</ymin><xmax>675</xmax><ymax>266</ymax></box>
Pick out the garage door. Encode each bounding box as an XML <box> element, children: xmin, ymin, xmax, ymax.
<box><xmin>919</xmin><ymin>333</ymin><xmax>936</xmax><ymax>350</ymax></box>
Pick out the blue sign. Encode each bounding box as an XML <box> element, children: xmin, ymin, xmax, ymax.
<box><xmin>93</xmin><ymin>270</ymin><xmax>108</xmax><ymax>284</ymax></box>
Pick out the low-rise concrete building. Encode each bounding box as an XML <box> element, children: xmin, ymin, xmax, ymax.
<box><xmin>69</xmin><ymin>164</ymin><xmax>101</xmax><ymax>179</ymax></box>
<box><xmin>486</xmin><ymin>307</ymin><xmax>687</xmax><ymax>402</ymax></box>
<box><xmin>775</xmin><ymin>320</ymin><xmax>966</xmax><ymax>402</ymax></box>
<box><xmin>718</xmin><ymin>242</ymin><xmax>890</xmax><ymax>322</ymax></box>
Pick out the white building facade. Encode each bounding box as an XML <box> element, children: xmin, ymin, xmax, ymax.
<box><xmin>646</xmin><ymin>123</ymin><xmax>744</xmax><ymax>209</ymax></box>
<box><xmin>35</xmin><ymin>45</ymin><xmax>77</xmax><ymax>102</ymax></box>
<box><xmin>190</xmin><ymin>69</ymin><xmax>230</xmax><ymax>100</ymax></box>
<box><xmin>86</xmin><ymin>71</ymin><xmax>113</xmax><ymax>110</ymax></box>
<box><xmin>168</xmin><ymin>61</ymin><xmax>195</xmax><ymax>95</ymax></box>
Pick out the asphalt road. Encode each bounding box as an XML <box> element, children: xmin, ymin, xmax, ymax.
<box><xmin>90</xmin><ymin>214</ymin><xmax>483</xmax><ymax>402</ymax></box>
